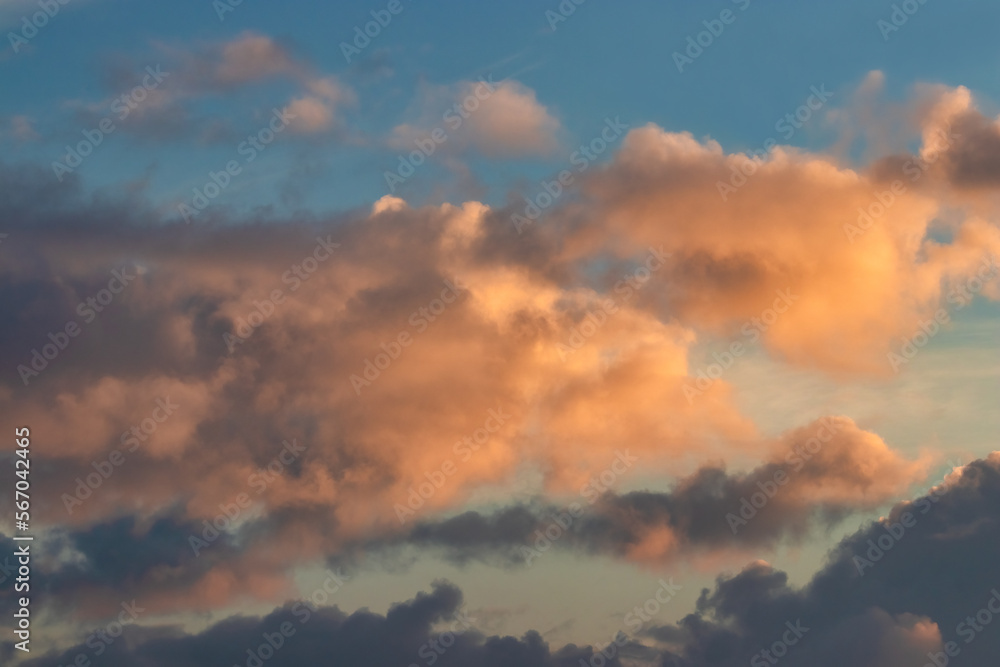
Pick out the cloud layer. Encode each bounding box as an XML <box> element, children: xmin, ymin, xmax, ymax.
<box><xmin>10</xmin><ymin>453</ymin><xmax>999</xmax><ymax>667</ymax></box>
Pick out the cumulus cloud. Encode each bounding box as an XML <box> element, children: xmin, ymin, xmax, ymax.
<box><xmin>641</xmin><ymin>454</ymin><xmax>1000</xmax><ymax>666</ymax></box>
<box><xmin>548</xmin><ymin>118</ymin><xmax>1000</xmax><ymax>374</ymax></box>
<box><xmin>913</xmin><ymin>84</ymin><xmax>1000</xmax><ymax>189</ymax></box>
<box><xmin>12</xmin><ymin>581</ymin><xmax>630</xmax><ymax>667</ymax></box>
<box><xmin>388</xmin><ymin>79</ymin><xmax>561</xmax><ymax>158</ymax></box>
<box><xmin>0</xmin><ymin>166</ymin><xmax>760</xmax><ymax>551</ymax></box>
<box><xmin>280</xmin><ymin>78</ymin><xmax>356</xmax><ymax>134</ymax></box>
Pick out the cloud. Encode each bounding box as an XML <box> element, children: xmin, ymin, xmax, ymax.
<box><xmin>0</xmin><ymin>415</ymin><xmax>929</xmax><ymax>617</ymax></box>
<box><xmin>0</xmin><ymin>513</ymin><xmax>258</xmax><ymax>620</ymax></box>
<box><xmin>280</xmin><ymin>77</ymin><xmax>356</xmax><ymax>134</ymax></box>
<box><xmin>365</xmin><ymin>416</ymin><xmax>929</xmax><ymax>568</ymax></box>
<box><xmin>213</xmin><ymin>33</ymin><xmax>300</xmax><ymax>86</ymax></box>
<box><xmin>643</xmin><ymin>454</ymin><xmax>1000</xmax><ymax>666</ymax></box>
<box><xmin>79</xmin><ymin>32</ymin><xmax>355</xmax><ymax>141</ymax></box>
<box><xmin>13</xmin><ymin>581</ymin><xmax>627</xmax><ymax>667</ymax></box>
<box><xmin>10</xmin><ymin>453</ymin><xmax>1000</xmax><ymax>666</ymax></box>
<box><xmin>6</xmin><ymin>114</ymin><xmax>38</xmax><ymax>141</ymax></box>
<box><xmin>0</xmin><ymin>166</ymin><xmax>761</xmax><ymax>555</ymax></box>
<box><xmin>547</xmin><ymin>116</ymin><xmax>1000</xmax><ymax>374</ymax></box>
<box><xmin>150</xmin><ymin>31</ymin><xmax>302</xmax><ymax>94</ymax></box>
<box><xmin>913</xmin><ymin>84</ymin><xmax>1000</xmax><ymax>189</ymax></box>
<box><xmin>388</xmin><ymin>79</ymin><xmax>560</xmax><ymax>158</ymax></box>
<box><xmin>458</xmin><ymin>80</ymin><xmax>560</xmax><ymax>157</ymax></box>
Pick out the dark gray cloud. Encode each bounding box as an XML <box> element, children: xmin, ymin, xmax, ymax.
<box><xmin>934</xmin><ymin>107</ymin><xmax>1000</xmax><ymax>188</ymax></box>
<box><xmin>15</xmin><ymin>581</ymin><xmax>624</xmax><ymax>667</ymax></box>
<box><xmin>645</xmin><ymin>455</ymin><xmax>1000</xmax><ymax>666</ymax></box>
<box><xmin>0</xmin><ymin>513</ymin><xmax>242</xmax><ymax>619</ymax></box>
<box><xmin>8</xmin><ymin>453</ymin><xmax>999</xmax><ymax>666</ymax></box>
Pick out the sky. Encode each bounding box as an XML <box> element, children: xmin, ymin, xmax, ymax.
<box><xmin>1</xmin><ymin>0</ymin><xmax>999</xmax><ymax>665</ymax></box>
